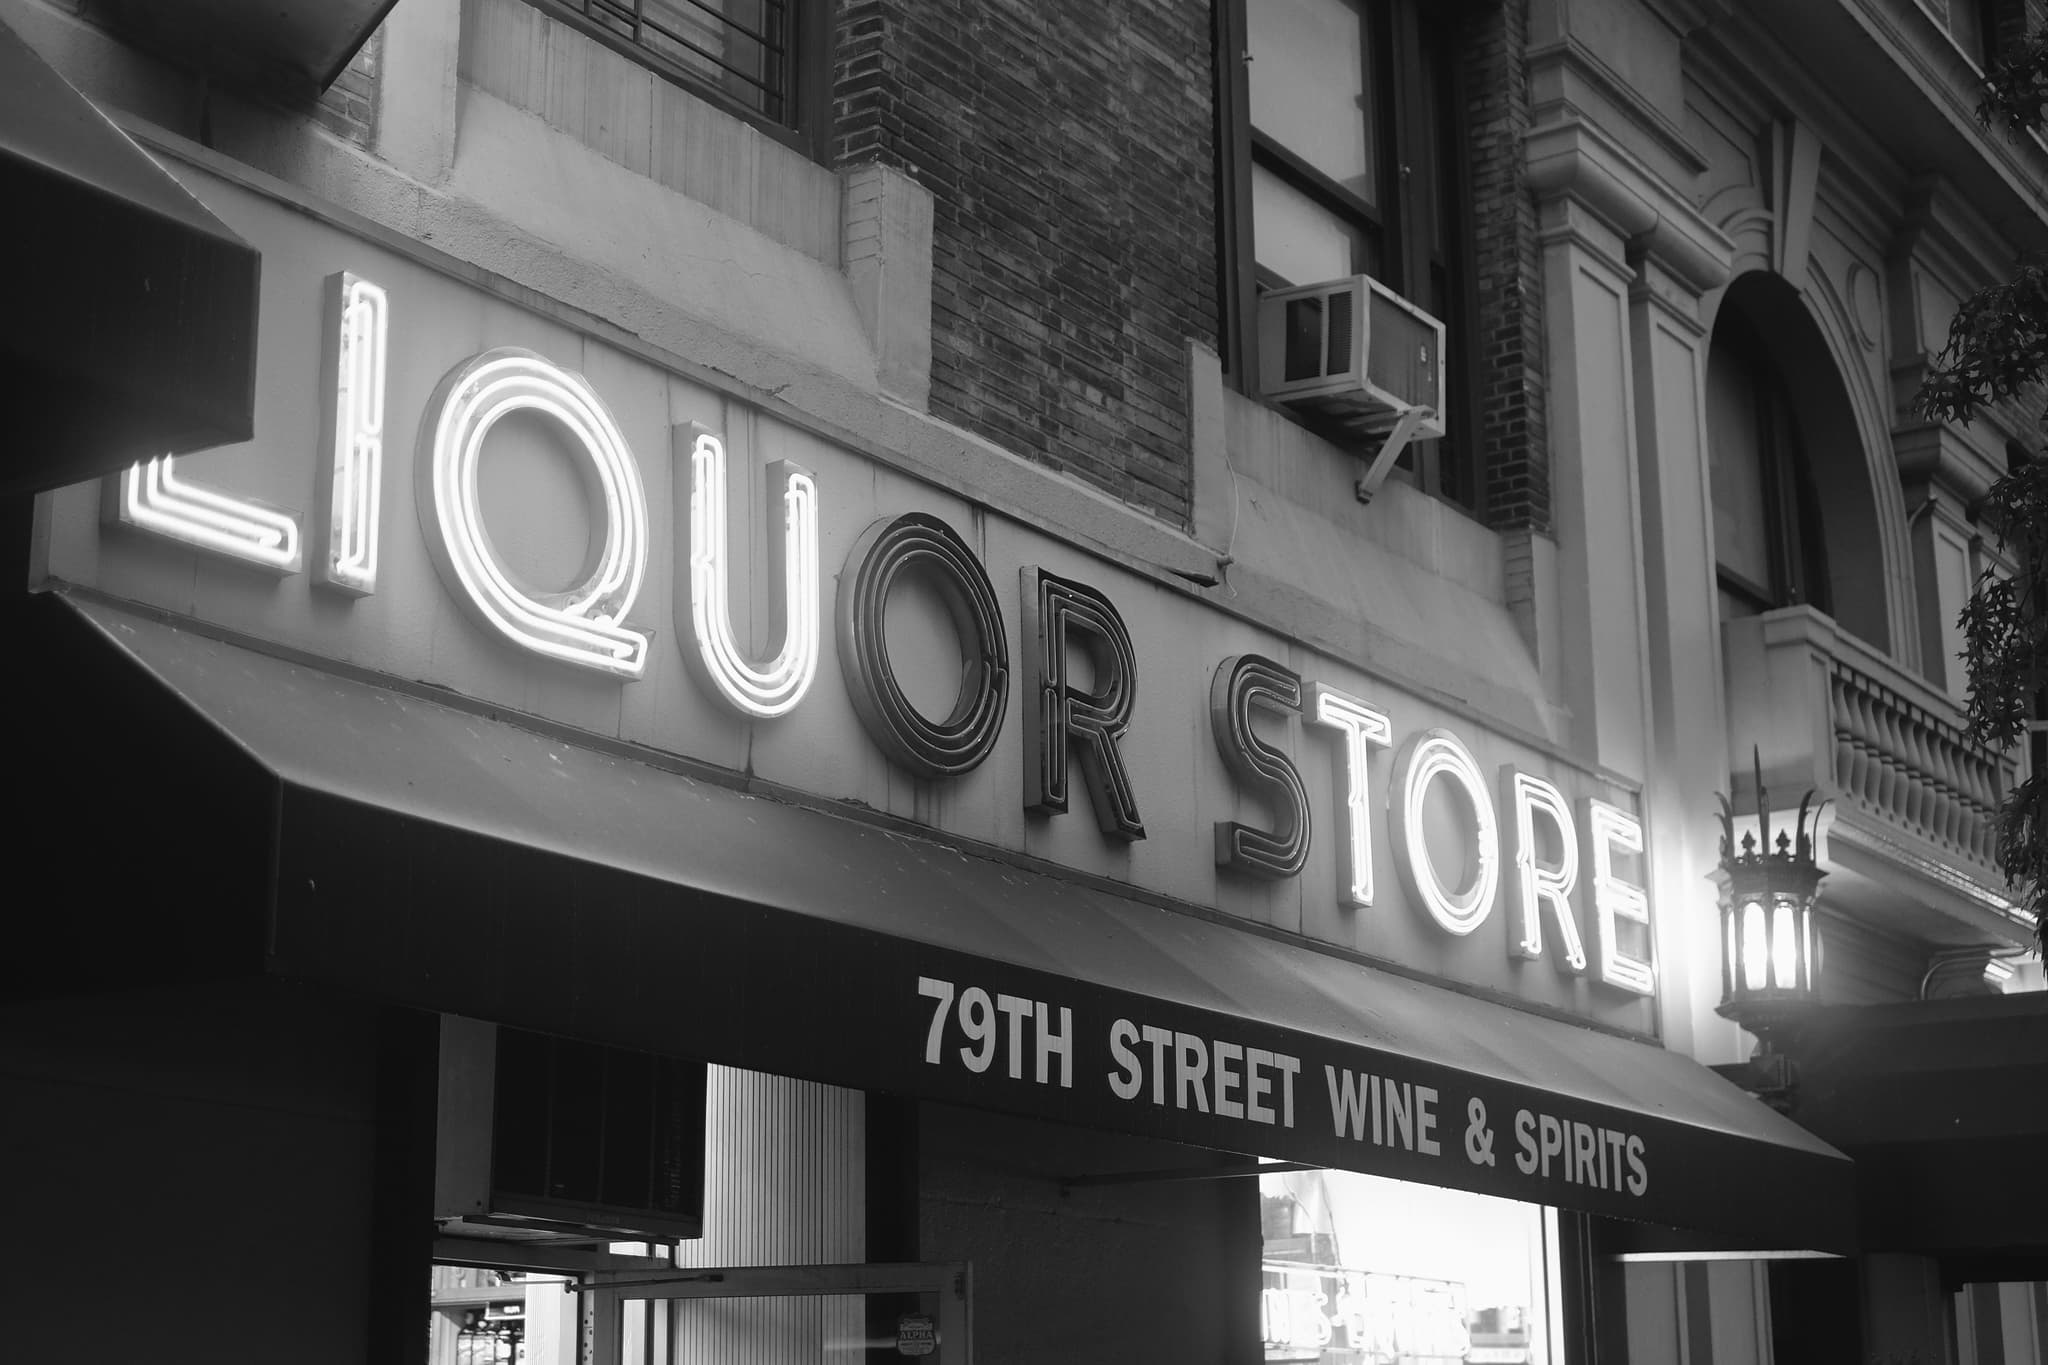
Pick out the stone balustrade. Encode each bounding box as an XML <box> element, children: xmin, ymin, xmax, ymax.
<box><xmin>1721</xmin><ymin>606</ymin><xmax>2018</xmax><ymax>880</ymax></box>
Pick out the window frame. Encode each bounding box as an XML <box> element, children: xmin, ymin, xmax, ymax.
<box><xmin>1215</xmin><ymin>0</ymin><xmax>1483</xmax><ymax>513</ymax></box>
<box><xmin>524</xmin><ymin>0</ymin><xmax>831</xmax><ymax>159</ymax></box>
<box><xmin>1945</xmin><ymin>0</ymin><xmax>2003</xmax><ymax>69</ymax></box>
<box><xmin>1707</xmin><ymin>315</ymin><xmax>1832</xmax><ymax>618</ymax></box>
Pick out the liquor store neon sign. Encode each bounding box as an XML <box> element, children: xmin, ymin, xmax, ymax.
<box><xmin>104</xmin><ymin>272</ymin><xmax>1655</xmax><ymax>997</ymax></box>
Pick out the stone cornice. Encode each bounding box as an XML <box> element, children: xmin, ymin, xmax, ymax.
<box><xmin>1861</xmin><ymin>0</ymin><xmax>2048</xmax><ymax>201</ymax></box>
<box><xmin>1525</xmin><ymin>117</ymin><xmax>1736</xmax><ymax>294</ymax></box>
<box><xmin>1712</xmin><ymin>0</ymin><xmax>2048</xmax><ymax>251</ymax></box>
<box><xmin>1526</xmin><ymin>36</ymin><xmax>1710</xmax><ymax>175</ymax></box>
<box><xmin>1641</xmin><ymin>0</ymin><xmax>1735</xmax><ymax>38</ymax></box>
<box><xmin>1892</xmin><ymin>174</ymin><xmax>2026</xmax><ymax>299</ymax></box>
<box><xmin>1891</xmin><ymin>420</ymin><xmax>2009</xmax><ymax>507</ymax></box>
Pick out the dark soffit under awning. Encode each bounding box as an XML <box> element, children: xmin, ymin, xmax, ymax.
<box><xmin>0</xmin><ymin>17</ymin><xmax>258</xmax><ymax>494</ymax></box>
<box><xmin>14</xmin><ymin>591</ymin><xmax>1858</xmax><ymax>1255</ymax></box>
<box><xmin>1780</xmin><ymin>996</ymin><xmax>2048</xmax><ymax>1267</ymax></box>
<box><xmin>89</xmin><ymin>0</ymin><xmax>399</xmax><ymax>101</ymax></box>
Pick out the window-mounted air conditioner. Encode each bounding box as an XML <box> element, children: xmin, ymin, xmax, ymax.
<box><xmin>1258</xmin><ymin>275</ymin><xmax>1446</xmax><ymax>438</ymax></box>
<box><xmin>435</xmin><ymin>1017</ymin><xmax>707</xmax><ymax>1244</ymax></box>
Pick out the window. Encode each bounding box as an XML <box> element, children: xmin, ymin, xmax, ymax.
<box><xmin>491</xmin><ymin>1026</ymin><xmax>708</xmax><ymax>1238</ymax></box>
<box><xmin>1217</xmin><ymin>0</ymin><xmax>1479</xmax><ymax>509</ymax></box>
<box><xmin>528</xmin><ymin>0</ymin><xmax>821</xmax><ymax>150</ymax></box>
<box><xmin>1260</xmin><ymin>1168</ymin><xmax>1564</xmax><ymax>1365</ymax></box>
<box><xmin>1705</xmin><ymin>312</ymin><xmax>1831</xmax><ymax>621</ymax></box>
<box><xmin>1942</xmin><ymin>0</ymin><xmax>2002</xmax><ymax>68</ymax></box>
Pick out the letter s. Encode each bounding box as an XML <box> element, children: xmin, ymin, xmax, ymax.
<box><xmin>1515</xmin><ymin>1109</ymin><xmax>1538</xmax><ymax>1175</ymax></box>
<box><xmin>1108</xmin><ymin>1019</ymin><xmax>1143</xmax><ymax>1100</ymax></box>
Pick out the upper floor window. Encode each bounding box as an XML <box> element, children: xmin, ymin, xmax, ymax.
<box><xmin>528</xmin><ymin>0</ymin><xmax>820</xmax><ymax>149</ymax></box>
<box><xmin>1940</xmin><ymin>0</ymin><xmax>2001</xmax><ymax>68</ymax></box>
<box><xmin>1706</xmin><ymin>311</ymin><xmax>1831</xmax><ymax>621</ymax></box>
<box><xmin>1217</xmin><ymin>0</ymin><xmax>1478</xmax><ymax>510</ymax></box>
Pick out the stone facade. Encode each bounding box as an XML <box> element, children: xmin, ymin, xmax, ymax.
<box><xmin>10</xmin><ymin>0</ymin><xmax>2048</xmax><ymax>1362</ymax></box>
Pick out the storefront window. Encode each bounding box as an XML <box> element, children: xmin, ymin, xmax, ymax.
<box><xmin>1261</xmin><ymin>1169</ymin><xmax>1561</xmax><ymax>1365</ymax></box>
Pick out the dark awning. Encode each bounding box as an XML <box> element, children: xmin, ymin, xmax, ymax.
<box><xmin>1780</xmin><ymin>996</ymin><xmax>2048</xmax><ymax>1278</ymax></box>
<box><xmin>0</xmin><ymin>16</ymin><xmax>259</xmax><ymax>493</ymax></box>
<box><xmin>11</xmin><ymin>591</ymin><xmax>1858</xmax><ymax>1255</ymax></box>
<box><xmin>90</xmin><ymin>0</ymin><xmax>398</xmax><ymax>101</ymax></box>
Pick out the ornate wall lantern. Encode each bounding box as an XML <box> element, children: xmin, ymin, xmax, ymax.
<box><xmin>1712</xmin><ymin>755</ymin><xmax>1826</xmax><ymax>1036</ymax></box>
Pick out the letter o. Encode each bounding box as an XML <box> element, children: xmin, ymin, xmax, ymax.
<box><xmin>1390</xmin><ymin>728</ymin><xmax>1500</xmax><ymax>935</ymax></box>
<box><xmin>836</xmin><ymin>512</ymin><xmax>1009</xmax><ymax>776</ymax></box>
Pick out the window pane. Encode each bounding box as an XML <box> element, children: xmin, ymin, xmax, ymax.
<box><xmin>1949</xmin><ymin>0</ymin><xmax>1989</xmax><ymax>67</ymax></box>
<box><xmin>1416</xmin><ymin>25</ymin><xmax>1447</xmax><ymax>265</ymax></box>
<box><xmin>642</xmin><ymin>0</ymin><xmax>776</xmax><ymax>115</ymax></box>
<box><xmin>1706</xmin><ymin>338</ymin><xmax>1773</xmax><ymax>594</ymax></box>
<box><xmin>1261</xmin><ymin>1169</ymin><xmax>1557</xmax><ymax>1365</ymax></box>
<box><xmin>1248</xmin><ymin>0</ymin><xmax>1377</xmax><ymax>204</ymax></box>
<box><xmin>1254</xmin><ymin>163</ymin><xmax>1370</xmax><ymax>287</ymax></box>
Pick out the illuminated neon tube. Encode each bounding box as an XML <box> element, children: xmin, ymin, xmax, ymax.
<box><xmin>679</xmin><ymin>423</ymin><xmax>820</xmax><ymax>718</ymax></box>
<box><xmin>315</xmin><ymin>273</ymin><xmax>389</xmax><ymax>594</ymax></box>
<box><xmin>417</xmin><ymin>348</ymin><xmax>651</xmax><ymax>679</ymax></box>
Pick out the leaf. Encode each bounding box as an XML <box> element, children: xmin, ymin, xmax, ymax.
<box><xmin>1912</xmin><ymin>29</ymin><xmax>2048</xmax><ymax>952</ymax></box>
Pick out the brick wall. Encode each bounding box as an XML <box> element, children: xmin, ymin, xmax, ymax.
<box><xmin>314</xmin><ymin>29</ymin><xmax>380</xmax><ymax>149</ymax></box>
<box><xmin>832</xmin><ymin>0</ymin><xmax>1216</xmax><ymax>526</ymax></box>
<box><xmin>1460</xmin><ymin>0</ymin><xmax>1548</xmax><ymax>534</ymax></box>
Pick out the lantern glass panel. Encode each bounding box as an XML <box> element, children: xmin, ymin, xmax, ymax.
<box><xmin>1741</xmin><ymin>899</ymin><xmax>1768</xmax><ymax>992</ymax></box>
<box><xmin>1724</xmin><ymin>907</ymin><xmax>1738</xmax><ymax>991</ymax></box>
<box><xmin>1771</xmin><ymin>900</ymin><xmax>1798</xmax><ymax>990</ymax></box>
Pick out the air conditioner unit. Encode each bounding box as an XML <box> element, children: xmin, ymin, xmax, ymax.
<box><xmin>1257</xmin><ymin>275</ymin><xmax>1446</xmax><ymax>441</ymax></box>
<box><xmin>435</xmin><ymin>1017</ymin><xmax>707</xmax><ymax>1243</ymax></box>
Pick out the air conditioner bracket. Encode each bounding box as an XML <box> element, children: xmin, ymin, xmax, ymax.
<box><xmin>1354</xmin><ymin>406</ymin><xmax>1430</xmax><ymax>504</ymax></box>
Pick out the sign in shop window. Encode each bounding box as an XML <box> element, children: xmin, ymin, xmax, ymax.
<box><xmin>1261</xmin><ymin>1170</ymin><xmax>1555</xmax><ymax>1365</ymax></box>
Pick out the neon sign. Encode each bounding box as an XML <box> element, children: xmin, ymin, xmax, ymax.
<box><xmin>1585</xmin><ymin>801</ymin><xmax>1655</xmax><ymax>994</ymax></box>
<box><xmin>112</xmin><ymin>271</ymin><xmax>393</xmax><ymax>578</ymax></box>
<box><xmin>838</xmin><ymin>513</ymin><xmax>1010</xmax><ymax>776</ymax></box>
<box><xmin>1391</xmin><ymin>730</ymin><xmax>1501</xmax><ymax>938</ymax></box>
<box><xmin>314</xmin><ymin>273</ymin><xmax>389</xmax><ymax>594</ymax></box>
<box><xmin>418</xmin><ymin>348</ymin><xmax>652</xmax><ymax>679</ymax></box>
<box><xmin>681</xmin><ymin>424</ymin><xmax>820</xmax><ymax>718</ymax></box>
<box><xmin>1021</xmin><ymin>567</ymin><xmax>1145</xmax><ymax>842</ymax></box>
<box><xmin>98</xmin><ymin>302</ymin><xmax>1655</xmax><ymax>998</ymax></box>
<box><xmin>1309</xmin><ymin>683</ymin><xmax>1393</xmax><ymax>907</ymax></box>
<box><xmin>1212</xmin><ymin>654</ymin><xmax>1312</xmax><ymax>879</ymax></box>
<box><xmin>111</xmin><ymin>455</ymin><xmax>302</xmax><ymax>572</ymax></box>
<box><xmin>1503</xmin><ymin>769</ymin><xmax>1587</xmax><ymax>973</ymax></box>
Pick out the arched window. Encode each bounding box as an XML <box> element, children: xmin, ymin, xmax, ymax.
<box><xmin>1706</xmin><ymin>308</ymin><xmax>1831</xmax><ymax>621</ymax></box>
